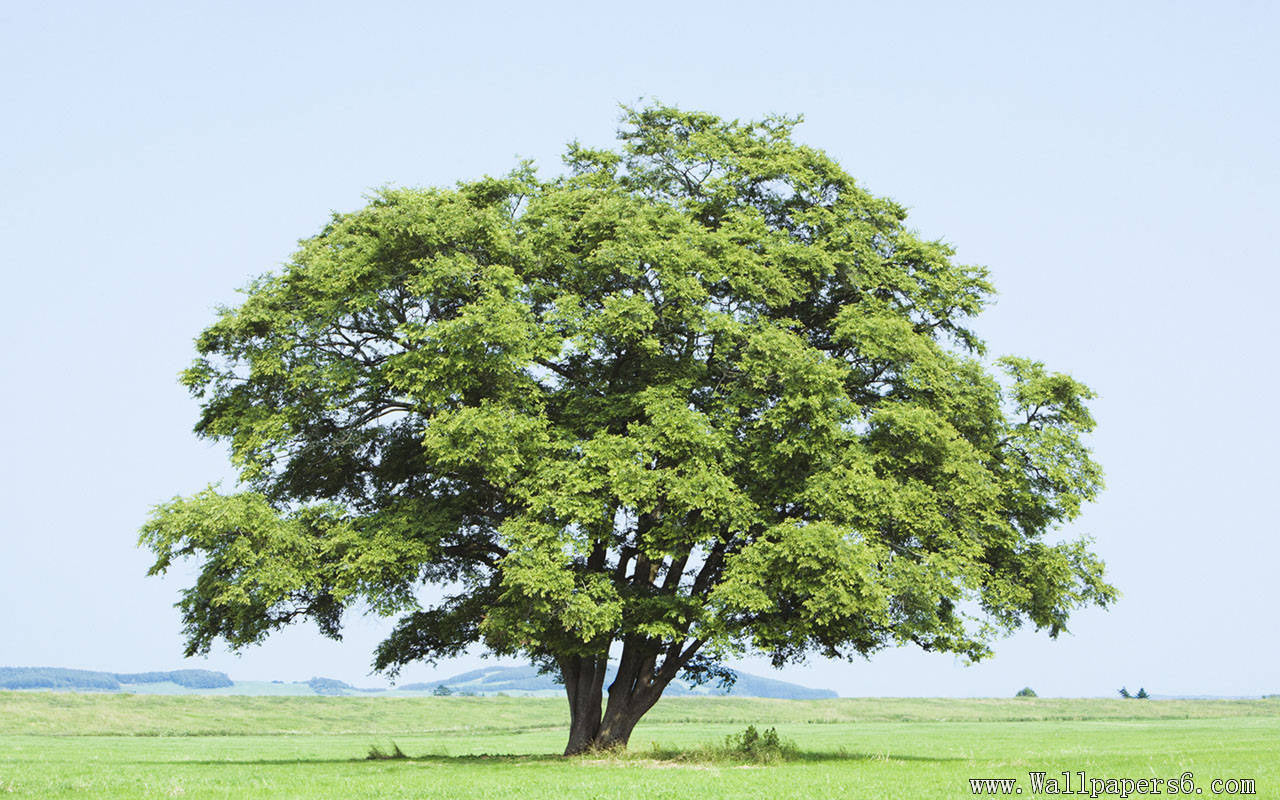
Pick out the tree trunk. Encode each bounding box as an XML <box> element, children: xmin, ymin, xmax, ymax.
<box><xmin>593</xmin><ymin>695</ymin><xmax>649</xmax><ymax>750</ymax></box>
<box><xmin>561</xmin><ymin>655</ymin><xmax>607</xmax><ymax>755</ymax></box>
<box><xmin>561</xmin><ymin>640</ymin><xmax>675</xmax><ymax>755</ymax></box>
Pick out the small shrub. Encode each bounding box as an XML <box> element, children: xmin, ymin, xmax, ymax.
<box><xmin>1136</xmin><ymin>687</ymin><xmax>1149</xmax><ymax>699</ymax></box>
<box><xmin>1015</xmin><ymin>687</ymin><xmax>1037</xmax><ymax>697</ymax></box>
<box><xmin>432</xmin><ymin>685</ymin><xmax>454</xmax><ymax>696</ymax></box>
<box><xmin>722</xmin><ymin>725</ymin><xmax>795</xmax><ymax>763</ymax></box>
<box><xmin>612</xmin><ymin>726</ymin><xmax>799</xmax><ymax>765</ymax></box>
<box><xmin>366</xmin><ymin>742</ymin><xmax>407</xmax><ymax>760</ymax></box>
<box><xmin>1118</xmin><ymin>687</ymin><xmax>1131</xmax><ymax>699</ymax></box>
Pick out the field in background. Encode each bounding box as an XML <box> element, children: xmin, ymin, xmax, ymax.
<box><xmin>2</xmin><ymin>694</ymin><xmax>1277</xmax><ymax>798</ymax></box>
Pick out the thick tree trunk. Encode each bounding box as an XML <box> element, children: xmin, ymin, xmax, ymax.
<box><xmin>561</xmin><ymin>655</ymin><xmax>607</xmax><ymax>755</ymax></box>
<box><xmin>593</xmin><ymin>696</ymin><xmax>649</xmax><ymax>750</ymax></box>
<box><xmin>561</xmin><ymin>640</ymin><xmax>676</xmax><ymax>755</ymax></box>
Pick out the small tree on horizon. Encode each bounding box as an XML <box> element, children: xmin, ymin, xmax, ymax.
<box><xmin>1119</xmin><ymin>687</ymin><xmax>1132</xmax><ymax>699</ymax></box>
<box><xmin>1136</xmin><ymin>687</ymin><xmax>1149</xmax><ymax>699</ymax></box>
<box><xmin>140</xmin><ymin>103</ymin><xmax>1116</xmax><ymax>755</ymax></box>
<box><xmin>1016</xmin><ymin>687</ymin><xmax>1037</xmax><ymax>697</ymax></box>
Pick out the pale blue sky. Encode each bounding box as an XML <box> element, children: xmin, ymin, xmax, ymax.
<box><xmin>2</xmin><ymin>1</ymin><xmax>1276</xmax><ymax>697</ymax></box>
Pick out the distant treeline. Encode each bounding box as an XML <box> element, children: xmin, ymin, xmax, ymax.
<box><xmin>0</xmin><ymin>667</ymin><xmax>232</xmax><ymax>691</ymax></box>
<box><xmin>306</xmin><ymin>677</ymin><xmax>384</xmax><ymax>696</ymax></box>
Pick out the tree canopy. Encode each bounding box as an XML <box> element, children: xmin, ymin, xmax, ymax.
<box><xmin>141</xmin><ymin>103</ymin><xmax>1115</xmax><ymax>753</ymax></box>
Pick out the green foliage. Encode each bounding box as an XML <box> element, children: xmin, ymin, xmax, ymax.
<box><xmin>141</xmin><ymin>103</ymin><xmax>1115</xmax><ymax>745</ymax></box>
<box><xmin>1136</xmin><ymin>688</ymin><xmax>1149</xmax><ymax>699</ymax></box>
<box><xmin>1016</xmin><ymin>687</ymin><xmax>1037</xmax><ymax>697</ymax></box>
<box><xmin>432</xmin><ymin>685</ymin><xmax>454</xmax><ymax>696</ymax></box>
<box><xmin>1119</xmin><ymin>687</ymin><xmax>1132</xmax><ymax>699</ymax></box>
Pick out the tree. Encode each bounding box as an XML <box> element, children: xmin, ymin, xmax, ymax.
<box><xmin>1119</xmin><ymin>687</ymin><xmax>1132</xmax><ymax>699</ymax></box>
<box><xmin>1016</xmin><ymin>687</ymin><xmax>1037</xmax><ymax>697</ymax></box>
<box><xmin>140</xmin><ymin>104</ymin><xmax>1116</xmax><ymax>755</ymax></box>
<box><xmin>1136</xmin><ymin>687</ymin><xmax>1149</xmax><ymax>699</ymax></box>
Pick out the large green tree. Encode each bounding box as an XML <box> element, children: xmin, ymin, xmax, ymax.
<box><xmin>141</xmin><ymin>105</ymin><xmax>1115</xmax><ymax>754</ymax></box>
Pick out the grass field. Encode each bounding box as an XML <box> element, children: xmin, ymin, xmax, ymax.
<box><xmin>1</xmin><ymin>693</ymin><xmax>1276</xmax><ymax>799</ymax></box>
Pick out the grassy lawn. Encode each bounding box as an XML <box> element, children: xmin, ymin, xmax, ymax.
<box><xmin>1</xmin><ymin>694</ymin><xmax>1276</xmax><ymax>798</ymax></box>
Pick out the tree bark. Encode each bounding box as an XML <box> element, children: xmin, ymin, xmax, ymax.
<box><xmin>561</xmin><ymin>655</ymin><xmax>608</xmax><ymax>755</ymax></box>
<box><xmin>595</xmin><ymin>680</ymin><xmax>660</xmax><ymax>749</ymax></box>
<box><xmin>561</xmin><ymin>638</ymin><xmax>678</xmax><ymax>755</ymax></box>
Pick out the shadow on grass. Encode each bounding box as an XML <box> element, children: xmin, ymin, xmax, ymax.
<box><xmin>148</xmin><ymin>749</ymin><xmax>962</xmax><ymax>767</ymax></box>
<box><xmin>144</xmin><ymin>753</ymin><xmax>560</xmax><ymax>766</ymax></box>
<box><xmin>620</xmin><ymin>747</ymin><xmax>962</xmax><ymax>765</ymax></box>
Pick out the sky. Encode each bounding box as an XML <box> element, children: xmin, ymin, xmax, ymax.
<box><xmin>1</xmin><ymin>1</ymin><xmax>1276</xmax><ymax>698</ymax></box>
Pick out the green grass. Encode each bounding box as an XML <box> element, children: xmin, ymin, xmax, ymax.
<box><xmin>1</xmin><ymin>693</ymin><xmax>1276</xmax><ymax>798</ymax></box>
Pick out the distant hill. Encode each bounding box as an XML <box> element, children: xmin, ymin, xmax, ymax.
<box><xmin>400</xmin><ymin>664</ymin><xmax>837</xmax><ymax>699</ymax></box>
<box><xmin>305</xmin><ymin>677</ymin><xmax>385</xmax><ymax>696</ymax></box>
<box><xmin>0</xmin><ymin>667</ymin><xmax>232</xmax><ymax>691</ymax></box>
<box><xmin>0</xmin><ymin>664</ymin><xmax>834</xmax><ymax>699</ymax></box>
